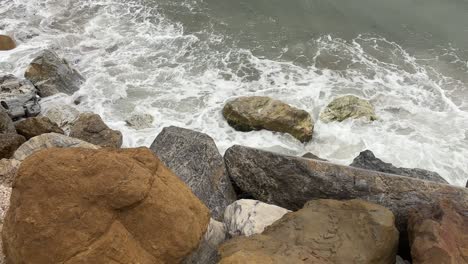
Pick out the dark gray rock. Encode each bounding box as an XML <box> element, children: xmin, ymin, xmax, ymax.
<box><xmin>0</xmin><ymin>134</ymin><xmax>26</xmax><ymax>159</ymax></box>
<box><xmin>350</xmin><ymin>150</ymin><xmax>448</xmax><ymax>184</ymax></box>
<box><xmin>223</xmin><ymin>145</ymin><xmax>468</xmax><ymax>254</ymax></box>
<box><xmin>69</xmin><ymin>113</ymin><xmax>122</xmax><ymax>148</ymax></box>
<box><xmin>0</xmin><ymin>108</ymin><xmax>15</xmax><ymax>134</ymax></box>
<box><xmin>14</xmin><ymin>116</ymin><xmax>64</xmax><ymax>139</ymax></box>
<box><xmin>0</xmin><ymin>75</ymin><xmax>40</xmax><ymax>119</ymax></box>
<box><xmin>302</xmin><ymin>152</ymin><xmax>327</xmax><ymax>161</ymax></box>
<box><xmin>150</xmin><ymin>126</ymin><xmax>236</xmax><ymax>220</ymax></box>
<box><xmin>24</xmin><ymin>50</ymin><xmax>84</xmax><ymax>97</ymax></box>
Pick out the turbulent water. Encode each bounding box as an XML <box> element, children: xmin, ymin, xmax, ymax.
<box><xmin>1</xmin><ymin>0</ymin><xmax>468</xmax><ymax>185</ymax></box>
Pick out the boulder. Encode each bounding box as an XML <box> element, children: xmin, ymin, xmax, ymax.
<box><xmin>0</xmin><ymin>75</ymin><xmax>40</xmax><ymax>119</ymax></box>
<box><xmin>70</xmin><ymin>113</ymin><xmax>122</xmax><ymax>148</ymax></box>
<box><xmin>41</xmin><ymin>104</ymin><xmax>80</xmax><ymax>133</ymax></box>
<box><xmin>350</xmin><ymin>150</ymin><xmax>448</xmax><ymax>184</ymax></box>
<box><xmin>150</xmin><ymin>126</ymin><xmax>236</xmax><ymax>220</ymax></box>
<box><xmin>223</xmin><ymin>145</ymin><xmax>468</xmax><ymax>253</ymax></box>
<box><xmin>319</xmin><ymin>95</ymin><xmax>377</xmax><ymax>123</ymax></box>
<box><xmin>219</xmin><ymin>199</ymin><xmax>399</xmax><ymax>264</ymax></box>
<box><xmin>2</xmin><ymin>147</ymin><xmax>211</xmax><ymax>264</ymax></box>
<box><xmin>0</xmin><ymin>108</ymin><xmax>15</xmax><ymax>134</ymax></box>
<box><xmin>302</xmin><ymin>152</ymin><xmax>327</xmax><ymax>161</ymax></box>
<box><xmin>13</xmin><ymin>133</ymin><xmax>98</xmax><ymax>161</ymax></box>
<box><xmin>0</xmin><ymin>159</ymin><xmax>20</xmax><ymax>186</ymax></box>
<box><xmin>224</xmin><ymin>199</ymin><xmax>290</xmax><ymax>237</ymax></box>
<box><xmin>0</xmin><ymin>35</ymin><xmax>15</xmax><ymax>51</ymax></box>
<box><xmin>14</xmin><ymin>116</ymin><xmax>64</xmax><ymax>139</ymax></box>
<box><xmin>0</xmin><ymin>134</ymin><xmax>25</xmax><ymax>159</ymax></box>
<box><xmin>24</xmin><ymin>50</ymin><xmax>84</xmax><ymax>97</ymax></box>
<box><xmin>126</xmin><ymin>113</ymin><xmax>154</xmax><ymax>129</ymax></box>
<box><xmin>408</xmin><ymin>199</ymin><xmax>468</xmax><ymax>264</ymax></box>
<box><xmin>184</xmin><ymin>219</ymin><xmax>227</xmax><ymax>264</ymax></box>
<box><xmin>223</xmin><ymin>96</ymin><xmax>314</xmax><ymax>142</ymax></box>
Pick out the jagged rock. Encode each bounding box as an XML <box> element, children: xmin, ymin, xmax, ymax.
<box><xmin>0</xmin><ymin>35</ymin><xmax>15</xmax><ymax>51</ymax></box>
<box><xmin>41</xmin><ymin>104</ymin><xmax>80</xmax><ymax>134</ymax></box>
<box><xmin>350</xmin><ymin>150</ymin><xmax>448</xmax><ymax>184</ymax></box>
<box><xmin>14</xmin><ymin>116</ymin><xmax>64</xmax><ymax>139</ymax></box>
<box><xmin>184</xmin><ymin>219</ymin><xmax>227</xmax><ymax>264</ymax></box>
<box><xmin>3</xmin><ymin>147</ymin><xmax>211</xmax><ymax>264</ymax></box>
<box><xmin>126</xmin><ymin>114</ymin><xmax>154</xmax><ymax>129</ymax></box>
<box><xmin>0</xmin><ymin>134</ymin><xmax>25</xmax><ymax>159</ymax></box>
<box><xmin>13</xmin><ymin>133</ymin><xmax>98</xmax><ymax>161</ymax></box>
<box><xmin>0</xmin><ymin>109</ymin><xmax>15</xmax><ymax>134</ymax></box>
<box><xmin>0</xmin><ymin>75</ymin><xmax>40</xmax><ymax>119</ymax></box>
<box><xmin>219</xmin><ymin>199</ymin><xmax>399</xmax><ymax>264</ymax></box>
<box><xmin>0</xmin><ymin>159</ymin><xmax>20</xmax><ymax>186</ymax></box>
<box><xmin>320</xmin><ymin>95</ymin><xmax>377</xmax><ymax>123</ymax></box>
<box><xmin>302</xmin><ymin>152</ymin><xmax>327</xmax><ymax>161</ymax></box>
<box><xmin>70</xmin><ymin>113</ymin><xmax>122</xmax><ymax>148</ymax></box>
<box><xmin>150</xmin><ymin>126</ymin><xmax>236</xmax><ymax>220</ymax></box>
<box><xmin>223</xmin><ymin>96</ymin><xmax>314</xmax><ymax>142</ymax></box>
<box><xmin>24</xmin><ymin>50</ymin><xmax>84</xmax><ymax>97</ymax></box>
<box><xmin>408</xmin><ymin>199</ymin><xmax>468</xmax><ymax>264</ymax></box>
<box><xmin>223</xmin><ymin>145</ymin><xmax>468</xmax><ymax>254</ymax></box>
<box><xmin>224</xmin><ymin>199</ymin><xmax>290</xmax><ymax>237</ymax></box>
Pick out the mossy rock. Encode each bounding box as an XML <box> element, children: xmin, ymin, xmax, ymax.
<box><xmin>320</xmin><ymin>95</ymin><xmax>377</xmax><ymax>123</ymax></box>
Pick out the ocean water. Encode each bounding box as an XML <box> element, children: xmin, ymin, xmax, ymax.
<box><xmin>1</xmin><ymin>0</ymin><xmax>467</xmax><ymax>186</ymax></box>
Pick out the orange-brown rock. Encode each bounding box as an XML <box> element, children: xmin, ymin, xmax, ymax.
<box><xmin>0</xmin><ymin>35</ymin><xmax>15</xmax><ymax>51</ymax></box>
<box><xmin>2</xmin><ymin>147</ymin><xmax>210</xmax><ymax>264</ymax></box>
<box><xmin>408</xmin><ymin>199</ymin><xmax>468</xmax><ymax>264</ymax></box>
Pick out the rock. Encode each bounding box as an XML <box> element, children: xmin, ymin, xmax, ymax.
<box><xmin>0</xmin><ymin>159</ymin><xmax>20</xmax><ymax>186</ymax></box>
<box><xmin>13</xmin><ymin>133</ymin><xmax>98</xmax><ymax>161</ymax></box>
<box><xmin>150</xmin><ymin>126</ymin><xmax>236</xmax><ymax>220</ymax></box>
<box><xmin>350</xmin><ymin>150</ymin><xmax>448</xmax><ymax>184</ymax></box>
<box><xmin>0</xmin><ymin>108</ymin><xmax>15</xmax><ymax>134</ymax></box>
<box><xmin>184</xmin><ymin>219</ymin><xmax>227</xmax><ymax>264</ymax></box>
<box><xmin>223</xmin><ymin>145</ymin><xmax>468</xmax><ymax>254</ymax></box>
<box><xmin>302</xmin><ymin>152</ymin><xmax>327</xmax><ymax>161</ymax></box>
<box><xmin>3</xmin><ymin>147</ymin><xmax>211</xmax><ymax>264</ymax></box>
<box><xmin>222</xmin><ymin>96</ymin><xmax>314</xmax><ymax>142</ymax></box>
<box><xmin>126</xmin><ymin>113</ymin><xmax>154</xmax><ymax>129</ymax></box>
<box><xmin>41</xmin><ymin>104</ymin><xmax>80</xmax><ymax>133</ymax></box>
<box><xmin>0</xmin><ymin>134</ymin><xmax>25</xmax><ymax>159</ymax></box>
<box><xmin>224</xmin><ymin>199</ymin><xmax>290</xmax><ymax>237</ymax></box>
<box><xmin>0</xmin><ymin>185</ymin><xmax>11</xmax><ymax>224</ymax></box>
<box><xmin>24</xmin><ymin>50</ymin><xmax>84</xmax><ymax>97</ymax></box>
<box><xmin>0</xmin><ymin>35</ymin><xmax>15</xmax><ymax>51</ymax></box>
<box><xmin>319</xmin><ymin>95</ymin><xmax>377</xmax><ymax>123</ymax></box>
<box><xmin>14</xmin><ymin>116</ymin><xmax>64</xmax><ymax>139</ymax></box>
<box><xmin>408</xmin><ymin>199</ymin><xmax>468</xmax><ymax>264</ymax></box>
<box><xmin>219</xmin><ymin>199</ymin><xmax>399</xmax><ymax>264</ymax></box>
<box><xmin>0</xmin><ymin>75</ymin><xmax>40</xmax><ymax>119</ymax></box>
<box><xmin>396</xmin><ymin>256</ymin><xmax>410</xmax><ymax>264</ymax></box>
<box><xmin>70</xmin><ymin>113</ymin><xmax>122</xmax><ymax>148</ymax></box>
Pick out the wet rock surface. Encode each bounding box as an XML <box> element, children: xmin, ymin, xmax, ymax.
<box><xmin>70</xmin><ymin>113</ymin><xmax>122</xmax><ymax>148</ymax></box>
<box><xmin>320</xmin><ymin>95</ymin><xmax>377</xmax><ymax>123</ymax></box>
<box><xmin>0</xmin><ymin>75</ymin><xmax>40</xmax><ymax>120</ymax></box>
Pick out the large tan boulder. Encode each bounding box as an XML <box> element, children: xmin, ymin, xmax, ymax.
<box><xmin>3</xmin><ymin>147</ymin><xmax>211</xmax><ymax>264</ymax></box>
<box><xmin>0</xmin><ymin>35</ymin><xmax>15</xmax><ymax>51</ymax></box>
<box><xmin>408</xmin><ymin>199</ymin><xmax>468</xmax><ymax>264</ymax></box>
<box><xmin>320</xmin><ymin>95</ymin><xmax>377</xmax><ymax>123</ymax></box>
<box><xmin>223</xmin><ymin>96</ymin><xmax>314</xmax><ymax>142</ymax></box>
<box><xmin>219</xmin><ymin>199</ymin><xmax>399</xmax><ymax>264</ymax></box>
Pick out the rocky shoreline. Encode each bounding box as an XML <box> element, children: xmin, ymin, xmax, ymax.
<box><xmin>0</xmin><ymin>46</ymin><xmax>467</xmax><ymax>264</ymax></box>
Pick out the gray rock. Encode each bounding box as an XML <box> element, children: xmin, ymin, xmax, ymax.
<box><xmin>125</xmin><ymin>113</ymin><xmax>154</xmax><ymax>129</ymax></box>
<box><xmin>13</xmin><ymin>133</ymin><xmax>98</xmax><ymax>161</ymax></box>
<box><xmin>14</xmin><ymin>116</ymin><xmax>64</xmax><ymax>139</ymax></box>
<box><xmin>41</xmin><ymin>104</ymin><xmax>80</xmax><ymax>134</ymax></box>
<box><xmin>150</xmin><ymin>126</ymin><xmax>236</xmax><ymax>220</ymax></box>
<box><xmin>302</xmin><ymin>152</ymin><xmax>327</xmax><ymax>161</ymax></box>
<box><xmin>24</xmin><ymin>50</ymin><xmax>84</xmax><ymax>97</ymax></box>
<box><xmin>0</xmin><ymin>108</ymin><xmax>15</xmax><ymax>134</ymax></box>
<box><xmin>69</xmin><ymin>113</ymin><xmax>122</xmax><ymax>148</ymax></box>
<box><xmin>0</xmin><ymin>75</ymin><xmax>40</xmax><ymax>119</ymax></box>
<box><xmin>183</xmin><ymin>219</ymin><xmax>226</xmax><ymax>264</ymax></box>
<box><xmin>396</xmin><ymin>256</ymin><xmax>410</xmax><ymax>264</ymax></box>
<box><xmin>350</xmin><ymin>150</ymin><xmax>448</xmax><ymax>184</ymax></box>
<box><xmin>0</xmin><ymin>159</ymin><xmax>20</xmax><ymax>186</ymax></box>
<box><xmin>0</xmin><ymin>134</ymin><xmax>26</xmax><ymax>159</ymax></box>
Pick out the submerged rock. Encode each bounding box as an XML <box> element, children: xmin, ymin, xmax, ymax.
<box><xmin>0</xmin><ymin>75</ymin><xmax>40</xmax><ymax>119</ymax></box>
<box><xmin>320</xmin><ymin>95</ymin><xmax>377</xmax><ymax>123</ymax></box>
<box><xmin>0</xmin><ymin>35</ymin><xmax>15</xmax><ymax>51</ymax></box>
<box><xmin>24</xmin><ymin>50</ymin><xmax>84</xmax><ymax>97</ymax></box>
<box><xmin>150</xmin><ymin>126</ymin><xmax>236</xmax><ymax>220</ymax></box>
<box><xmin>2</xmin><ymin>147</ymin><xmax>210</xmax><ymax>264</ymax></box>
<box><xmin>408</xmin><ymin>199</ymin><xmax>468</xmax><ymax>264</ymax></box>
<box><xmin>223</xmin><ymin>96</ymin><xmax>314</xmax><ymax>142</ymax></box>
<box><xmin>13</xmin><ymin>133</ymin><xmax>98</xmax><ymax>161</ymax></box>
<box><xmin>184</xmin><ymin>219</ymin><xmax>227</xmax><ymax>264</ymax></box>
<box><xmin>0</xmin><ymin>108</ymin><xmax>15</xmax><ymax>134</ymax></box>
<box><xmin>224</xmin><ymin>199</ymin><xmax>290</xmax><ymax>237</ymax></box>
<box><xmin>302</xmin><ymin>152</ymin><xmax>327</xmax><ymax>161</ymax></box>
<box><xmin>70</xmin><ymin>113</ymin><xmax>122</xmax><ymax>148</ymax></box>
<box><xmin>41</xmin><ymin>104</ymin><xmax>80</xmax><ymax>134</ymax></box>
<box><xmin>219</xmin><ymin>199</ymin><xmax>399</xmax><ymax>264</ymax></box>
<box><xmin>0</xmin><ymin>134</ymin><xmax>25</xmax><ymax>159</ymax></box>
<box><xmin>350</xmin><ymin>150</ymin><xmax>448</xmax><ymax>184</ymax></box>
<box><xmin>125</xmin><ymin>113</ymin><xmax>154</xmax><ymax>129</ymax></box>
<box><xmin>14</xmin><ymin>116</ymin><xmax>64</xmax><ymax>139</ymax></box>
